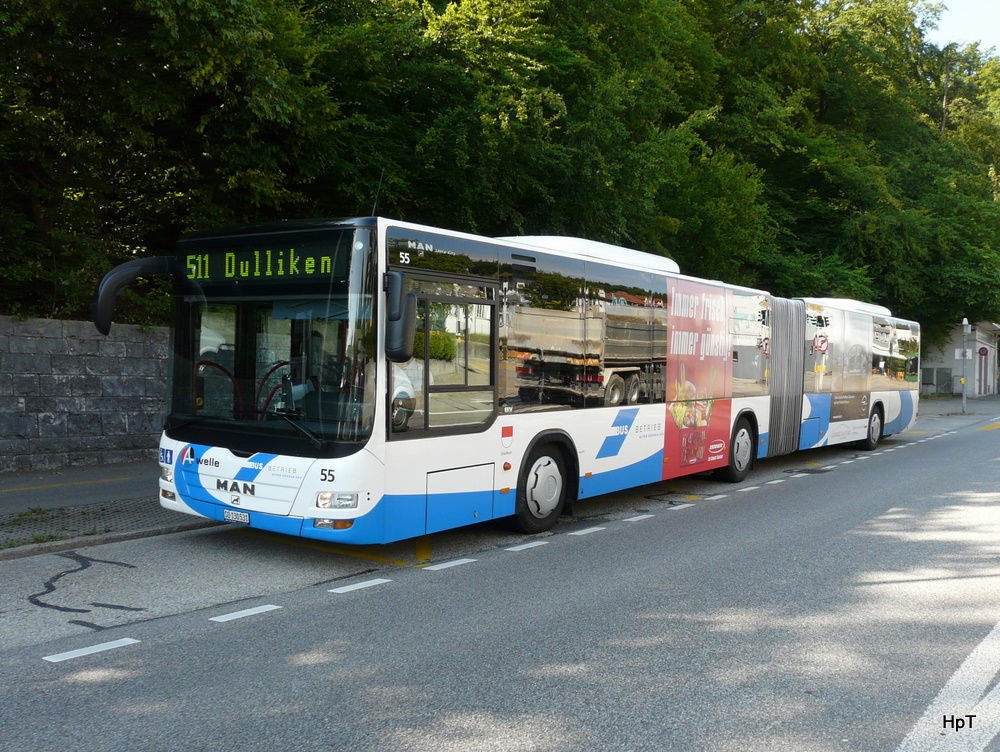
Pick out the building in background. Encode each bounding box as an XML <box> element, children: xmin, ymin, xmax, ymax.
<box><xmin>921</xmin><ymin>321</ymin><xmax>1000</xmax><ymax>397</ymax></box>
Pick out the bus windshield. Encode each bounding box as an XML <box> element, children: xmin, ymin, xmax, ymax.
<box><xmin>165</xmin><ymin>226</ymin><xmax>378</xmax><ymax>456</ymax></box>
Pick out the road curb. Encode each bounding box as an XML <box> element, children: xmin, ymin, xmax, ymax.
<box><xmin>0</xmin><ymin>519</ymin><xmax>224</xmax><ymax>561</ymax></box>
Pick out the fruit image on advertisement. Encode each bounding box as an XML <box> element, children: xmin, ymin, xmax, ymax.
<box><xmin>663</xmin><ymin>279</ymin><xmax>733</xmax><ymax>479</ymax></box>
<box><xmin>669</xmin><ymin>363</ymin><xmax>715</xmax><ymax>465</ymax></box>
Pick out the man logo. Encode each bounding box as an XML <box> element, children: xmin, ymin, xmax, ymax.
<box><xmin>231</xmin><ymin>495</ymin><xmax>241</xmax><ymax>506</ymax></box>
<box><xmin>217</xmin><ymin>479</ymin><xmax>256</xmax><ymax>495</ymax></box>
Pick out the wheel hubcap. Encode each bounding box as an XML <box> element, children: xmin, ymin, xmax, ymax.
<box><xmin>527</xmin><ymin>457</ymin><xmax>563</xmax><ymax>518</ymax></box>
<box><xmin>733</xmin><ymin>428</ymin><xmax>752</xmax><ymax>471</ymax></box>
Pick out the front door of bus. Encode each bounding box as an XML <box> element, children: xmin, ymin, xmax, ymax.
<box><xmin>387</xmin><ymin>275</ymin><xmax>498</xmax><ymax>534</ymax></box>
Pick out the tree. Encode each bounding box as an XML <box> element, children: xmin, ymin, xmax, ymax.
<box><xmin>0</xmin><ymin>0</ymin><xmax>336</xmax><ymax>320</ymax></box>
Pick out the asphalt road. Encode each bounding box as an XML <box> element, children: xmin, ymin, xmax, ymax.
<box><xmin>1</xmin><ymin>419</ymin><xmax>999</xmax><ymax>751</ymax></box>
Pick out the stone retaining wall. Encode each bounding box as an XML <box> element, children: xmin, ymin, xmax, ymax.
<box><xmin>0</xmin><ymin>316</ymin><xmax>168</xmax><ymax>473</ymax></box>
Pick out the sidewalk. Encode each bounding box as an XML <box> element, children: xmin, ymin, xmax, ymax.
<box><xmin>0</xmin><ymin>460</ymin><xmax>219</xmax><ymax>560</ymax></box>
<box><xmin>1</xmin><ymin>394</ymin><xmax>998</xmax><ymax>559</ymax></box>
<box><xmin>913</xmin><ymin>393</ymin><xmax>1000</xmax><ymax>425</ymax></box>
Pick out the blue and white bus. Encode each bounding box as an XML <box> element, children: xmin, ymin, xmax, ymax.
<box><xmin>93</xmin><ymin>217</ymin><xmax>920</xmax><ymax>544</ymax></box>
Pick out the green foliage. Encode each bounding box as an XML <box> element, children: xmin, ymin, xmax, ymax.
<box><xmin>523</xmin><ymin>271</ymin><xmax>582</xmax><ymax>310</ymax></box>
<box><xmin>1</xmin><ymin>0</ymin><xmax>999</xmax><ymax>343</ymax></box>
<box><xmin>414</xmin><ymin>330</ymin><xmax>457</xmax><ymax>361</ymax></box>
<box><xmin>0</xmin><ymin>0</ymin><xmax>335</xmax><ymax>321</ymax></box>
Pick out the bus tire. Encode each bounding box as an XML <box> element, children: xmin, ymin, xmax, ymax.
<box><xmin>604</xmin><ymin>374</ymin><xmax>625</xmax><ymax>406</ymax></box>
<box><xmin>625</xmin><ymin>374</ymin><xmax>641</xmax><ymax>405</ymax></box>
<box><xmin>512</xmin><ymin>444</ymin><xmax>567</xmax><ymax>534</ymax></box>
<box><xmin>716</xmin><ymin>417</ymin><xmax>754</xmax><ymax>483</ymax></box>
<box><xmin>858</xmin><ymin>407</ymin><xmax>883</xmax><ymax>451</ymax></box>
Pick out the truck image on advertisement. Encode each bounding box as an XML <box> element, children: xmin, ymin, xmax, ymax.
<box><xmin>505</xmin><ymin>300</ymin><xmax>668</xmax><ymax>407</ymax></box>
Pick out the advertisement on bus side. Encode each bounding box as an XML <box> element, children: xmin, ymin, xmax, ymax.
<box><xmin>663</xmin><ymin>279</ymin><xmax>734</xmax><ymax>479</ymax></box>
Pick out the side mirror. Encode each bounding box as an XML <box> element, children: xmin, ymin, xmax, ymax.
<box><xmin>92</xmin><ymin>256</ymin><xmax>188</xmax><ymax>335</ymax></box>
<box><xmin>384</xmin><ymin>270</ymin><xmax>417</xmax><ymax>362</ymax></box>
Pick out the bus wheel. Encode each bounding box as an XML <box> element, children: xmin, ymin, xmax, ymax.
<box><xmin>717</xmin><ymin>417</ymin><xmax>754</xmax><ymax>483</ymax></box>
<box><xmin>604</xmin><ymin>374</ymin><xmax>625</xmax><ymax>406</ymax></box>
<box><xmin>512</xmin><ymin>445</ymin><xmax>567</xmax><ymax>534</ymax></box>
<box><xmin>858</xmin><ymin>408</ymin><xmax>882</xmax><ymax>450</ymax></box>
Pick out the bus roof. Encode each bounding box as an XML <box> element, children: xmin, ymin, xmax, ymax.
<box><xmin>800</xmin><ymin>297</ymin><xmax>893</xmax><ymax>316</ymax></box>
<box><xmin>499</xmin><ymin>235</ymin><xmax>681</xmax><ymax>274</ymax></box>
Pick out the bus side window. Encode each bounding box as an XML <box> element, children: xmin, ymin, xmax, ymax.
<box><xmin>427</xmin><ymin>301</ymin><xmax>493</xmax><ymax>428</ymax></box>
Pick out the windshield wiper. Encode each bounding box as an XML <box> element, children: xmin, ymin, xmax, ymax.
<box><xmin>167</xmin><ymin>416</ymin><xmax>210</xmax><ymax>431</ymax></box>
<box><xmin>278</xmin><ymin>413</ymin><xmax>328</xmax><ymax>450</ymax></box>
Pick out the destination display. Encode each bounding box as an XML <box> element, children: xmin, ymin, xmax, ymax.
<box><xmin>183</xmin><ymin>247</ymin><xmax>343</xmax><ymax>282</ymax></box>
<box><xmin>179</xmin><ymin>227</ymin><xmax>356</xmax><ymax>284</ymax></box>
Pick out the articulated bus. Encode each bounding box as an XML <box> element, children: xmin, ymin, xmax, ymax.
<box><xmin>93</xmin><ymin>217</ymin><xmax>920</xmax><ymax>544</ymax></box>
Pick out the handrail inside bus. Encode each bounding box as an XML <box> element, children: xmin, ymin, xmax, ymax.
<box><xmin>193</xmin><ymin>360</ymin><xmax>245</xmax><ymax>416</ymax></box>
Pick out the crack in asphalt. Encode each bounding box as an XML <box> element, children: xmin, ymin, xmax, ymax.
<box><xmin>27</xmin><ymin>551</ymin><xmax>143</xmax><ymax>620</ymax></box>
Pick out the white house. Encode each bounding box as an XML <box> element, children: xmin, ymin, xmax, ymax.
<box><xmin>921</xmin><ymin>320</ymin><xmax>1000</xmax><ymax>396</ymax></box>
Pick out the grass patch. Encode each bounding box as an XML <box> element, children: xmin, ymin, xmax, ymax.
<box><xmin>6</xmin><ymin>508</ymin><xmax>60</xmax><ymax>526</ymax></box>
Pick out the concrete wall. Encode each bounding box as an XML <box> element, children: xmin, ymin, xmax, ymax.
<box><xmin>0</xmin><ymin>316</ymin><xmax>168</xmax><ymax>473</ymax></box>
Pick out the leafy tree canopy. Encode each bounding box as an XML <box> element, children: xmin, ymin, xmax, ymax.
<box><xmin>1</xmin><ymin>0</ymin><xmax>998</xmax><ymax>343</ymax></box>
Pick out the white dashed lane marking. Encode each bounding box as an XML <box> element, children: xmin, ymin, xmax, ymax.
<box><xmin>329</xmin><ymin>578</ymin><xmax>392</xmax><ymax>594</ymax></box>
<box><xmin>422</xmin><ymin>558</ymin><xmax>477</xmax><ymax>571</ymax></box>
<box><xmin>43</xmin><ymin>638</ymin><xmax>140</xmax><ymax>663</ymax></box>
<box><xmin>506</xmin><ymin>541</ymin><xmax>549</xmax><ymax>551</ymax></box>
<box><xmin>209</xmin><ymin>605</ymin><xmax>282</xmax><ymax>623</ymax></box>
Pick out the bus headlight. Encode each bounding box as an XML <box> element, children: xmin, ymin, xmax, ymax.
<box><xmin>160</xmin><ymin>466</ymin><xmax>174</xmax><ymax>483</ymax></box>
<box><xmin>316</xmin><ymin>492</ymin><xmax>359</xmax><ymax>509</ymax></box>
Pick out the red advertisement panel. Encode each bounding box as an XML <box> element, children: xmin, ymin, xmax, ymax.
<box><xmin>663</xmin><ymin>280</ymin><xmax>733</xmax><ymax>479</ymax></box>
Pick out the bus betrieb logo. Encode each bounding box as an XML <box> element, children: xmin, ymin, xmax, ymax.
<box><xmin>596</xmin><ymin>408</ymin><xmax>640</xmax><ymax>459</ymax></box>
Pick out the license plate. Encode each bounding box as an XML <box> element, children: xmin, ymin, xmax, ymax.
<box><xmin>224</xmin><ymin>509</ymin><xmax>250</xmax><ymax>525</ymax></box>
